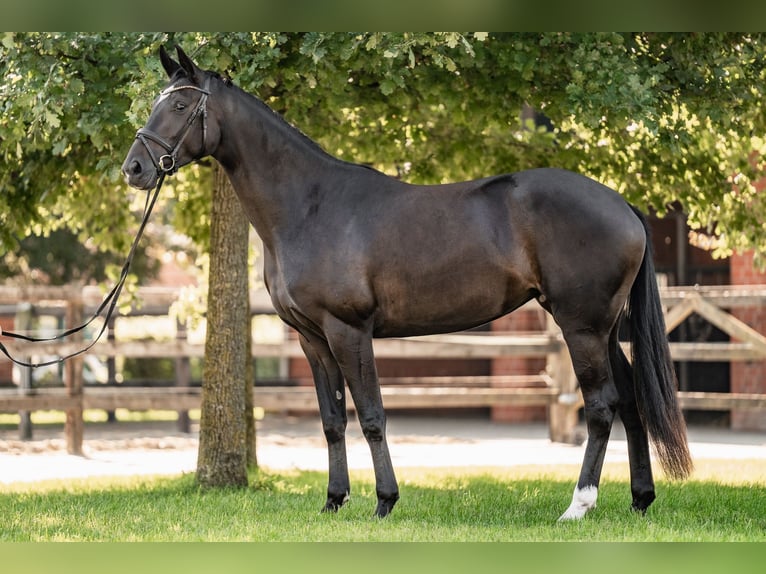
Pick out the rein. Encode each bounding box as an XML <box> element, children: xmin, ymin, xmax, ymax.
<box><xmin>0</xmin><ymin>175</ymin><xmax>165</xmax><ymax>368</ymax></box>
<box><xmin>0</xmin><ymin>78</ymin><xmax>212</xmax><ymax>369</ymax></box>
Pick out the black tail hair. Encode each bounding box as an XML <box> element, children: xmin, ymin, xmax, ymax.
<box><xmin>627</xmin><ymin>207</ymin><xmax>693</xmax><ymax>479</ymax></box>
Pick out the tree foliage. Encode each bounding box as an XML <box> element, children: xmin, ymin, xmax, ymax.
<box><xmin>3</xmin><ymin>32</ymin><xmax>766</xmax><ymax>261</ymax></box>
<box><xmin>0</xmin><ymin>228</ymin><xmax>159</xmax><ymax>285</ymax></box>
<box><xmin>0</xmin><ymin>33</ymin><xmax>166</xmax><ymax>289</ymax></box>
<box><xmin>1</xmin><ymin>33</ymin><xmax>145</xmax><ymax>252</ymax></box>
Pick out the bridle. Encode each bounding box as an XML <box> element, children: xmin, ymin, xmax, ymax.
<box><xmin>134</xmin><ymin>76</ymin><xmax>211</xmax><ymax>176</ymax></box>
<box><xmin>0</xmin><ymin>79</ymin><xmax>213</xmax><ymax>368</ymax></box>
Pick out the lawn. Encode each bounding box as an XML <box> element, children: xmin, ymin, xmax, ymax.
<box><xmin>1</xmin><ymin>460</ymin><xmax>764</xmax><ymax>542</ymax></box>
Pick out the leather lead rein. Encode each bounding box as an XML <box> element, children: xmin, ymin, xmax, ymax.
<box><xmin>1</xmin><ymin>78</ymin><xmax>211</xmax><ymax>368</ymax></box>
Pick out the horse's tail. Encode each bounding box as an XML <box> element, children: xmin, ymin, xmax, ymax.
<box><xmin>627</xmin><ymin>206</ymin><xmax>693</xmax><ymax>479</ymax></box>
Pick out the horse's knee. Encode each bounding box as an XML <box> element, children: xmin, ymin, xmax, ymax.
<box><xmin>323</xmin><ymin>421</ymin><xmax>346</xmax><ymax>444</ymax></box>
<box><xmin>358</xmin><ymin>414</ymin><xmax>386</xmax><ymax>442</ymax></box>
<box><xmin>361</xmin><ymin>422</ymin><xmax>385</xmax><ymax>442</ymax></box>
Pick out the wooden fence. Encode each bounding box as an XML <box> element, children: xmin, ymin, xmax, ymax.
<box><xmin>2</xmin><ymin>284</ymin><xmax>766</xmax><ymax>454</ymax></box>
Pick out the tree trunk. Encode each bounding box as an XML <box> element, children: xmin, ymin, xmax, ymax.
<box><xmin>196</xmin><ymin>164</ymin><xmax>254</xmax><ymax>487</ymax></box>
<box><xmin>245</xmin><ymin>319</ymin><xmax>257</xmax><ymax>468</ymax></box>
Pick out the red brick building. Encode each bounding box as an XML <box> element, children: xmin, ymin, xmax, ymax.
<box><xmin>729</xmin><ymin>250</ymin><xmax>766</xmax><ymax>430</ymax></box>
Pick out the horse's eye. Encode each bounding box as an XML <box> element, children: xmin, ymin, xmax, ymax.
<box><xmin>175</xmin><ymin>102</ymin><xmax>187</xmax><ymax>112</ymax></box>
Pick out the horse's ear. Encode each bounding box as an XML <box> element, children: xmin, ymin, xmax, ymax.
<box><xmin>176</xmin><ymin>46</ymin><xmax>201</xmax><ymax>82</ymax></box>
<box><xmin>159</xmin><ymin>45</ymin><xmax>182</xmax><ymax>78</ymax></box>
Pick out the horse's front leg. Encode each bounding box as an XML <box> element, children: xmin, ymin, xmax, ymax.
<box><xmin>324</xmin><ymin>317</ymin><xmax>399</xmax><ymax>518</ymax></box>
<box><xmin>298</xmin><ymin>332</ymin><xmax>350</xmax><ymax>512</ymax></box>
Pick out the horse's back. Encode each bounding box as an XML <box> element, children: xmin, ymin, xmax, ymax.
<box><xmin>512</xmin><ymin>168</ymin><xmax>638</xmax><ymax>225</ymax></box>
<box><xmin>508</xmin><ymin>168</ymin><xmax>645</xmax><ymax>251</ymax></box>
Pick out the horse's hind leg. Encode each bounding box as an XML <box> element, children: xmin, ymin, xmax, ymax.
<box><xmin>298</xmin><ymin>332</ymin><xmax>351</xmax><ymax>512</ymax></box>
<box><xmin>610</xmin><ymin>327</ymin><xmax>656</xmax><ymax>513</ymax></box>
<box><xmin>558</xmin><ymin>330</ymin><xmax>619</xmax><ymax>520</ymax></box>
<box><xmin>323</xmin><ymin>317</ymin><xmax>399</xmax><ymax>518</ymax></box>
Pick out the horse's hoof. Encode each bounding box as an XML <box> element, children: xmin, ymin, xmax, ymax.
<box><xmin>631</xmin><ymin>491</ymin><xmax>656</xmax><ymax>514</ymax></box>
<box><xmin>322</xmin><ymin>491</ymin><xmax>349</xmax><ymax>513</ymax></box>
<box><xmin>373</xmin><ymin>494</ymin><xmax>399</xmax><ymax>518</ymax></box>
<box><xmin>322</xmin><ymin>502</ymin><xmax>340</xmax><ymax>513</ymax></box>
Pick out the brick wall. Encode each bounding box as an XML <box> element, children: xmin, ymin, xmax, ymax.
<box><xmin>0</xmin><ymin>315</ymin><xmax>13</xmax><ymax>383</ymax></box>
<box><xmin>489</xmin><ymin>307</ymin><xmax>548</xmax><ymax>423</ymax></box>
<box><xmin>729</xmin><ymin>250</ymin><xmax>766</xmax><ymax>430</ymax></box>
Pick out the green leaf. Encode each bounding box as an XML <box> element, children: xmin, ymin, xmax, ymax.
<box><xmin>2</xmin><ymin>32</ymin><xmax>15</xmax><ymax>50</ymax></box>
<box><xmin>52</xmin><ymin>138</ymin><xmax>68</xmax><ymax>156</ymax></box>
<box><xmin>44</xmin><ymin>109</ymin><xmax>60</xmax><ymax>129</ymax></box>
<box><xmin>379</xmin><ymin>79</ymin><xmax>396</xmax><ymax>95</ymax></box>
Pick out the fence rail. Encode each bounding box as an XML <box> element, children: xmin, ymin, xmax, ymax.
<box><xmin>2</xmin><ymin>284</ymin><xmax>766</xmax><ymax>453</ymax></box>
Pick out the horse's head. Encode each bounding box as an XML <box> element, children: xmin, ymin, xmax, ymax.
<box><xmin>122</xmin><ymin>46</ymin><xmax>220</xmax><ymax>190</ymax></box>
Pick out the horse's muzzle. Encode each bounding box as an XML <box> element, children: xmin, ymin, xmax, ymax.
<box><xmin>121</xmin><ymin>156</ymin><xmax>158</xmax><ymax>191</ymax></box>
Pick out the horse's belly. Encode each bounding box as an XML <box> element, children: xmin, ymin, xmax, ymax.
<box><xmin>371</xmin><ymin>275</ymin><xmax>532</xmax><ymax>338</ymax></box>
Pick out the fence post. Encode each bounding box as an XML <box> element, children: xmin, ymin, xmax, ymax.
<box><xmin>15</xmin><ymin>303</ymin><xmax>34</xmax><ymax>440</ymax></box>
<box><xmin>546</xmin><ymin>315</ymin><xmax>581</xmax><ymax>444</ymax></box>
<box><xmin>64</xmin><ymin>297</ymin><xmax>84</xmax><ymax>455</ymax></box>
<box><xmin>175</xmin><ymin>317</ymin><xmax>191</xmax><ymax>433</ymax></box>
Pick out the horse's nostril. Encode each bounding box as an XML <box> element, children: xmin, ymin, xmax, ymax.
<box><xmin>122</xmin><ymin>159</ymin><xmax>142</xmax><ymax>178</ymax></box>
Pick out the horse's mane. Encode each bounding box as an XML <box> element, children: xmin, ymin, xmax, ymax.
<box><xmin>215</xmin><ymin>72</ymin><xmax>340</xmax><ymax>161</ymax></box>
<box><xmin>209</xmin><ymin>70</ymin><xmax>383</xmax><ymax>175</ymax></box>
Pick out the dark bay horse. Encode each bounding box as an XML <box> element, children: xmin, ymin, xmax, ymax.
<box><xmin>122</xmin><ymin>46</ymin><xmax>692</xmax><ymax>520</ymax></box>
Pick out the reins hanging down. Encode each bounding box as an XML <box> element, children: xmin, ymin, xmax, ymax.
<box><xmin>0</xmin><ymin>175</ymin><xmax>164</xmax><ymax>368</ymax></box>
<box><xmin>0</xmin><ymin>77</ymin><xmax>212</xmax><ymax>369</ymax></box>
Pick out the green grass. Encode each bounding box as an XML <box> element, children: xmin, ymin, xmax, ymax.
<box><xmin>1</xmin><ymin>463</ymin><xmax>765</xmax><ymax>541</ymax></box>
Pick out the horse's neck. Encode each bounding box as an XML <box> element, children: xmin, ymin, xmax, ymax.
<box><xmin>213</xmin><ymin>89</ymin><xmax>335</xmax><ymax>248</ymax></box>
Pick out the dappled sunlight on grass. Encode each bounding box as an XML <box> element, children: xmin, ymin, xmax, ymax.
<box><xmin>412</xmin><ymin>458</ymin><xmax>766</xmax><ymax>487</ymax></box>
<box><xmin>682</xmin><ymin>458</ymin><xmax>766</xmax><ymax>485</ymax></box>
<box><xmin>1</xmin><ymin>460</ymin><xmax>764</xmax><ymax>541</ymax></box>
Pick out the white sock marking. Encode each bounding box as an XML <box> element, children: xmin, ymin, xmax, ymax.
<box><xmin>558</xmin><ymin>485</ymin><xmax>598</xmax><ymax>521</ymax></box>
